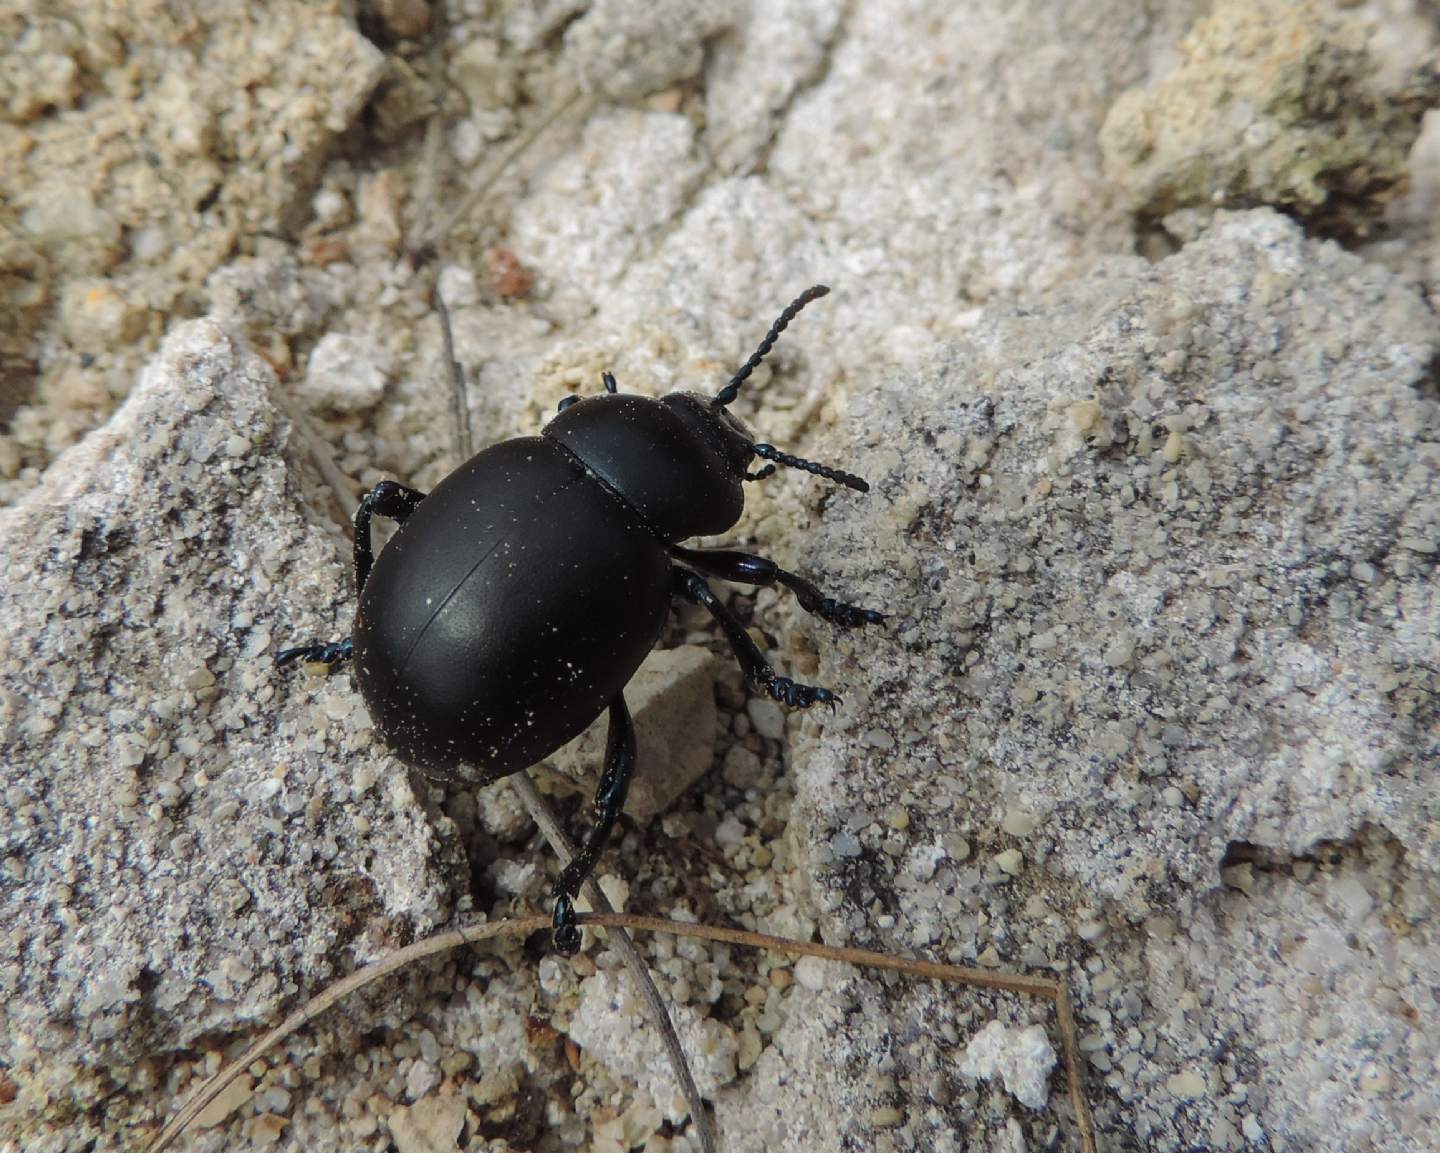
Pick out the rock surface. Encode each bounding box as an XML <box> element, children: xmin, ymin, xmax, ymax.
<box><xmin>0</xmin><ymin>322</ymin><xmax>462</xmax><ymax>1147</ymax></box>
<box><xmin>1</xmin><ymin>3</ymin><xmax>1437</xmax><ymax>1153</ymax></box>
<box><xmin>777</xmin><ymin>208</ymin><xmax>1438</xmax><ymax>1153</ymax></box>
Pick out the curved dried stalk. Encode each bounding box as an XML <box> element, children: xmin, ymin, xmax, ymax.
<box><xmin>141</xmin><ymin>911</ymin><xmax>1095</xmax><ymax>1153</ymax></box>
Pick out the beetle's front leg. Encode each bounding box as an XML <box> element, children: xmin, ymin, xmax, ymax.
<box><xmin>670</xmin><ymin>545</ymin><xmax>884</xmax><ymax>629</ymax></box>
<box><xmin>551</xmin><ymin>693</ymin><xmax>636</xmax><ymax>955</ymax></box>
<box><xmin>672</xmin><ymin>568</ymin><xmax>840</xmax><ymax>709</ymax></box>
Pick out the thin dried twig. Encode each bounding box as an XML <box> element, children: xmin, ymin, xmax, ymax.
<box><xmin>408</xmin><ymin>5</ymin><xmax>450</xmax><ymax>257</ymax></box>
<box><xmin>141</xmin><ymin>911</ymin><xmax>1096</xmax><ymax>1153</ymax></box>
<box><xmin>423</xmin><ymin>82</ymin><xmax>591</xmax><ymax>255</ymax></box>
<box><xmin>434</xmin><ymin>285</ymin><xmax>472</xmax><ymax>462</ymax></box>
<box><xmin>270</xmin><ymin>391</ymin><xmax>360</xmax><ymax>530</ymax></box>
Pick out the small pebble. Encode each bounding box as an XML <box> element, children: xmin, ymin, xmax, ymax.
<box><xmin>1001</xmin><ymin>809</ymin><xmax>1037</xmax><ymax>837</ymax></box>
<box><xmin>994</xmin><ymin>848</ymin><xmax>1024</xmax><ymax>876</ymax></box>
<box><xmin>300</xmin><ymin>333</ymin><xmax>388</xmax><ymax>413</ymax></box>
<box><xmin>959</xmin><ymin>1021</ymin><xmax>1056</xmax><ymax>1110</ymax></box>
<box><xmin>745</xmin><ymin>697</ymin><xmax>785</xmax><ymax>740</ymax></box>
<box><xmin>1166</xmin><ymin>1069</ymin><xmax>1207</xmax><ymax>1099</ymax></box>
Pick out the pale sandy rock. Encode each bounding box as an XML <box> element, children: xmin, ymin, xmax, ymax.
<box><xmin>541</xmin><ymin>646</ymin><xmax>723</xmax><ymax>821</ymax></box>
<box><xmin>1101</xmin><ymin>0</ymin><xmax>1440</xmax><ymax>236</ymax></box>
<box><xmin>4</xmin><ymin>3</ymin><xmax>1439</xmax><ymax>1153</ymax></box>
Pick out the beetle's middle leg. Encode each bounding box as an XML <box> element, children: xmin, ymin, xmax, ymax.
<box><xmin>670</xmin><ymin>545</ymin><xmax>884</xmax><ymax>628</ymax></box>
<box><xmin>352</xmin><ymin>479</ymin><xmax>426</xmax><ymax>592</ymax></box>
<box><xmin>551</xmin><ymin>693</ymin><xmax>636</xmax><ymax>955</ymax></box>
<box><xmin>275</xmin><ymin>480</ymin><xmax>427</xmax><ymax>671</ymax></box>
<box><xmin>672</xmin><ymin>568</ymin><xmax>841</xmax><ymax>708</ymax></box>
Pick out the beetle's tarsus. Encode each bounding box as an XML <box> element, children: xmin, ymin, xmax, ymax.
<box><xmin>274</xmin><ymin>637</ymin><xmax>353</xmax><ymax>670</ymax></box>
<box><xmin>672</xmin><ymin>567</ymin><xmax>850</xmax><ymax>714</ymax></box>
<box><xmin>767</xmin><ymin>675</ymin><xmax>840</xmax><ymax>710</ymax></box>
<box><xmin>551</xmin><ymin>894</ymin><xmax>582</xmax><ymax>956</ymax></box>
<box><xmin>815</xmin><ymin>597</ymin><xmax>886</xmax><ymax>628</ymax></box>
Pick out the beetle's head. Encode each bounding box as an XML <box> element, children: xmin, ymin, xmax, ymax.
<box><xmin>704</xmin><ymin>285</ymin><xmax>871</xmax><ymax>493</ymax></box>
<box><xmin>658</xmin><ymin>392</ymin><xmax>757</xmax><ymax>479</ymax></box>
<box><xmin>545</xmin><ymin>286</ymin><xmax>869</xmax><ymax>541</ymax></box>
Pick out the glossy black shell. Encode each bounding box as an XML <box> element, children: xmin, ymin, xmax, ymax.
<box><xmin>351</xmin><ymin>393</ymin><xmax>746</xmax><ymax>780</ymax></box>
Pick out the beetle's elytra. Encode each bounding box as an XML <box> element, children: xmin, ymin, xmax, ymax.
<box><xmin>278</xmin><ymin>286</ymin><xmax>885</xmax><ymax>954</ymax></box>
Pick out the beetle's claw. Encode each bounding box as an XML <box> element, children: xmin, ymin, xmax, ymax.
<box><xmin>553</xmin><ymin>922</ymin><xmax>582</xmax><ymax>956</ymax></box>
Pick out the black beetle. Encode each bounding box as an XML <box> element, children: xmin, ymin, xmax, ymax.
<box><xmin>278</xmin><ymin>286</ymin><xmax>883</xmax><ymax>954</ymax></box>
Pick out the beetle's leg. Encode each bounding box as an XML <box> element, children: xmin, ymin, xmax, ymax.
<box><xmin>274</xmin><ymin>480</ymin><xmax>427</xmax><ymax>673</ymax></box>
<box><xmin>670</xmin><ymin>545</ymin><xmax>884</xmax><ymax>629</ymax></box>
<box><xmin>274</xmin><ymin>637</ymin><xmax>354</xmax><ymax>669</ymax></box>
<box><xmin>672</xmin><ymin>568</ymin><xmax>841</xmax><ymax>709</ymax></box>
<box><xmin>354</xmin><ymin>479</ymin><xmax>427</xmax><ymax>593</ymax></box>
<box><xmin>551</xmin><ymin>694</ymin><xmax>635</xmax><ymax>956</ymax></box>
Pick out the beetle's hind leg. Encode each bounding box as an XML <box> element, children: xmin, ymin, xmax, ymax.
<box><xmin>551</xmin><ymin>693</ymin><xmax>636</xmax><ymax>956</ymax></box>
<box><xmin>670</xmin><ymin>545</ymin><xmax>884</xmax><ymax>628</ymax></box>
<box><xmin>673</xmin><ymin>568</ymin><xmax>841</xmax><ymax>709</ymax></box>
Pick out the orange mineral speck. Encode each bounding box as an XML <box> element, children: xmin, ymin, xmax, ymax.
<box><xmin>486</xmin><ymin>247</ymin><xmax>533</xmax><ymax>299</ymax></box>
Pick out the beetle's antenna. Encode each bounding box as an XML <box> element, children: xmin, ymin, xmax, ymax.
<box><xmin>751</xmin><ymin>442</ymin><xmax>869</xmax><ymax>492</ymax></box>
<box><xmin>713</xmin><ymin>285</ymin><xmax>830</xmax><ymax>408</ymax></box>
